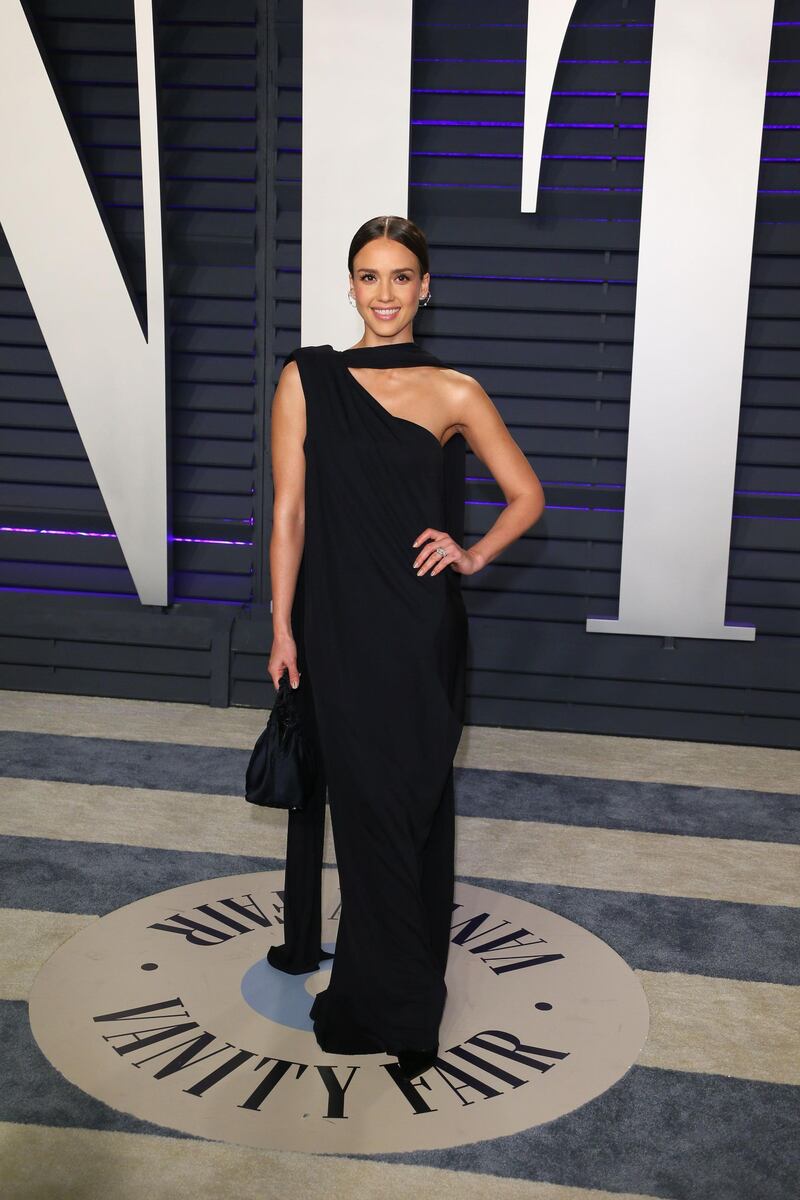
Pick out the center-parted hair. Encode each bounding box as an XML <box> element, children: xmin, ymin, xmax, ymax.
<box><xmin>347</xmin><ymin>215</ymin><xmax>430</xmax><ymax>279</ymax></box>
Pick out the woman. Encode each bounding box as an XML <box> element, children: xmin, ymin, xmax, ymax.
<box><xmin>267</xmin><ymin>215</ymin><xmax>544</xmax><ymax>1080</ymax></box>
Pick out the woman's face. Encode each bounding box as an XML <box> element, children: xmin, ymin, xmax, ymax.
<box><xmin>349</xmin><ymin>237</ymin><xmax>430</xmax><ymax>335</ymax></box>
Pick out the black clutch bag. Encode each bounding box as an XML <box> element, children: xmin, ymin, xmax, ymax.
<box><xmin>245</xmin><ymin>669</ymin><xmax>318</xmax><ymax>811</ymax></box>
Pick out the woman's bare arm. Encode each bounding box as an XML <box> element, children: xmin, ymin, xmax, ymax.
<box><xmin>455</xmin><ymin>373</ymin><xmax>545</xmax><ymax>571</ymax></box>
<box><xmin>268</xmin><ymin>359</ymin><xmax>307</xmax><ymax>689</ymax></box>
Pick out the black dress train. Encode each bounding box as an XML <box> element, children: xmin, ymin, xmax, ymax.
<box><xmin>267</xmin><ymin>340</ymin><xmax>468</xmax><ymax>1054</ymax></box>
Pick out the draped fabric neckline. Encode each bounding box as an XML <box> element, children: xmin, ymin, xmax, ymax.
<box><xmin>338</xmin><ymin>341</ymin><xmax>441</xmax><ymax>369</ymax></box>
<box><xmin>334</xmin><ymin>342</ymin><xmax>445</xmax><ymax>451</ymax></box>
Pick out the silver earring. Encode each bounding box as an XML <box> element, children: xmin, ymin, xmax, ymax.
<box><xmin>347</xmin><ymin>291</ymin><xmax>357</xmax><ymax>308</ymax></box>
<box><xmin>418</xmin><ymin>290</ymin><xmax>431</xmax><ymax>307</ymax></box>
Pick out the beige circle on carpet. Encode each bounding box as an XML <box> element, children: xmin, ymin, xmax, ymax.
<box><xmin>29</xmin><ymin>869</ymin><xmax>649</xmax><ymax>1153</ymax></box>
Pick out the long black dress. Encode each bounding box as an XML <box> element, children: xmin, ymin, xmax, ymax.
<box><xmin>267</xmin><ymin>340</ymin><xmax>468</xmax><ymax>1054</ymax></box>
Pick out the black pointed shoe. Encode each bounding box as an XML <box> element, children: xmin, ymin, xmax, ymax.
<box><xmin>395</xmin><ymin>1045</ymin><xmax>439</xmax><ymax>1079</ymax></box>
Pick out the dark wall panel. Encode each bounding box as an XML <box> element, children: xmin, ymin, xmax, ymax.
<box><xmin>266</xmin><ymin>0</ymin><xmax>800</xmax><ymax>747</ymax></box>
<box><xmin>0</xmin><ymin>0</ymin><xmax>262</xmax><ymax>605</ymax></box>
<box><xmin>1</xmin><ymin>0</ymin><xmax>798</xmax><ymax>747</ymax></box>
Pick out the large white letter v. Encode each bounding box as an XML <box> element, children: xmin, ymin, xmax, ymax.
<box><xmin>0</xmin><ymin>0</ymin><xmax>168</xmax><ymax>605</ymax></box>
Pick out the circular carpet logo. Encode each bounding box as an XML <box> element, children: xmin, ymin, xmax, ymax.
<box><xmin>29</xmin><ymin>870</ymin><xmax>649</xmax><ymax>1153</ymax></box>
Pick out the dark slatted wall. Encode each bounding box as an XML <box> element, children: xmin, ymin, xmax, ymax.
<box><xmin>0</xmin><ymin>0</ymin><xmax>262</xmax><ymax>606</ymax></box>
<box><xmin>1</xmin><ymin>0</ymin><xmax>798</xmax><ymax>746</ymax></box>
<box><xmin>265</xmin><ymin>0</ymin><xmax>800</xmax><ymax>746</ymax></box>
<box><xmin>399</xmin><ymin>0</ymin><xmax>800</xmax><ymax>745</ymax></box>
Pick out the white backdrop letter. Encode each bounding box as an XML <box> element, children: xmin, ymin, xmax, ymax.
<box><xmin>0</xmin><ymin>0</ymin><xmax>168</xmax><ymax>605</ymax></box>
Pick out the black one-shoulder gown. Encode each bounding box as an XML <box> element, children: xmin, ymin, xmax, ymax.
<box><xmin>267</xmin><ymin>340</ymin><xmax>468</xmax><ymax>1055</ymax></box>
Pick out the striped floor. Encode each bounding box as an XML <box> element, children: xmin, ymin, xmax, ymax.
<box><xmin>1</xmin><ymin>689</ymin><xmax>798</xmax><ymax>1199</ymax></box>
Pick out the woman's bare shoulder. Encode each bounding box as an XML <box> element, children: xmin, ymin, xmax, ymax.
<box><xmin>277</xmin><ymin>358</ymin><xmax>302</xmax><ymax>390</ymax></box>
<box><xmin>437</xmin><ymin>365</ymin><xmax>484</xmax><ymax>414</ymax></box>
<box><xmin>439</xmin><ymin>364</ymin><xmax>476</xmax><ymax>390</ymax></box>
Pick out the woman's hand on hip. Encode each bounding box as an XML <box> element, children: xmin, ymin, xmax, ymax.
<box><xmin>411</xmin><ymin>528</ymin><xmax>482</xmax><ymax>577</ymax></box>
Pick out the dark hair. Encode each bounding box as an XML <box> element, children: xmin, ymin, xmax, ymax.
<box><xmin>347</xmin><ymin>215</ymin><xmax>430</xmax><ymax>279</ymax></box>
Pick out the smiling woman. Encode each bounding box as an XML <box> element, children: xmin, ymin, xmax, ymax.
<box><xmin>266</xmin><ymin>215</ymin><xmax>544</xmax><ymax>1081</ymax></box>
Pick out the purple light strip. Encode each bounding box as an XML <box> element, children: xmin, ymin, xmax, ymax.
<box><xmin>533</xmin><ymin>483</ymin><xmax>800</xmax><ymax>499</ymax></box>
<box><xmin>464</xmin><ymin>497</ymin><xmax>800</xmax><ymax>520</ymax></box>
<box><xmin>413</xmin><ymin>88</ymin><xmax>622</xmax><ymax>96</ymax></box>
<box><xmin>412</xmin><ymin>119</ymin><xmax>603</xmax><ymax>127</ymax></box>
<box><xmin>559</xmin><ymin>59</ymin><xmax>652</xmax><ymax>64</ymax></box>
<box><xmin>415</xmin><ymin>21</ymin><xmax>656</xmax><ymax>28</ymax></box>
<box><xmin>413</xmin><ymin>56</ymin><xmax>794</xmax><ymax>65</ymax></box>
<box><xmin>737</xmin><ymin>488</ymin><xmax>800</xmax><ymax>498</ymax></box>
<box><xmin>413</xmin><ymin>151</ymin><xmax>621</xmax><ymax>160</ymax></box>
<box><xmin>411</xmin><ymin>88</ymin><xmax>800</xmax><ymax>97</ymax></box>
<box><xmin>410</xmin><ymin>181</ymin><xmax>646</xmax><ymax>192</ymax></box>
<box><xmin>288</xmin><ymin>123</ymin><xmax>650</xmax><ymax>136</ymax></box>
<box><xmin>0</xmin><ymin>585</ymin><xmax>248</xmax><ymax>605</ymax></box>
<box><xmin>536</xmin><ymin>506</ymin><xmax>800</xmax><ymax>520</ymax></box>
<box><xmin>412</xmin><ymin>150</ymin><xmax>795</xmax><ymax>164</ymax></box>
<box><xmin>409</xmin><ymin>119</ymin><xmax>795</xmax><ymax>131</ymax></box>
<box><xmin>440</xmin><ymin>269</ymin><xmax>631</xmax><ymax>282</ymax></box>
<box><xmin>0</xmin><ymin>526</ymin><xmax>253</xmax><ymax>547</ymax></box>
<box><xmin>545</xmin><ymin>503</ymin><xmax>625</xmax><ymax>512</ymax></box>
<box><xmin>538</xmin><ymin>481</ymin><xmax>624</xmax><ymax>489</ymax></box>
<box><xmin>410</xmin><ymin>181</ymin><xmax>798</xmax><ymax>195</ymax></box>
<box><xmin>5</xmin><ymin>490</ymin><xmax>795</xmax><ymax>534</ymax></box>
<box><xmin>414</xmin><ymin>58</ymin><xmax>528</xmax><ymax>63</ymax></box>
